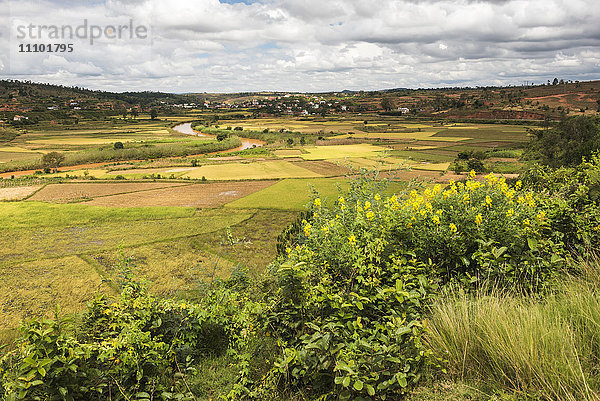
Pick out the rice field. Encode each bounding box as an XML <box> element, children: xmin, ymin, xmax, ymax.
<box><xmin>180</xmin><ymin>160</ymin><xmax>321</xmax><ymax>180</ymax></box>
<box><xmin>83</xmin><ymin>181</ymin><xmax>276</xmax><ymax>207</ymax></box>
<box><xmin>0</xmin><ymin>185</ymin><xmax>42</xmax><ymax>200</ymax></box>
<box><xmin>299</xmin><ymin>144</ymin><xmax>391</xmax><ymax>160</ymax></box>
<box><xmin>29</xmin><ymin>182</ymin><xmax>189</xmax><ymax>202</ymax></box>
<box><xmin>0</xmin><ymin>255</ymin><xmax>110</xmax><ymax>328</ymax></box>
<box><xmin>225</xmin><ymin>178</ymin><xmax>348</xmax><ymax>210</ymax></box>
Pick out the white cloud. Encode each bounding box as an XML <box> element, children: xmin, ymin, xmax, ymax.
<box><xmin>0</xmin><ymin>0</ymin><xmax>598</xmax><ymax>91</ymax></box>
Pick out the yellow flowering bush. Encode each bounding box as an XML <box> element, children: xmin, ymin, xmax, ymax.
<box><xmin>291</xmin><ymin>172</ymin><xmax>568</xmax><ymax>296</ymax></box>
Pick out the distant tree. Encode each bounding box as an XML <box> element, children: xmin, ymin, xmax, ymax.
<box><xmin>457</xmin><ymin>151</ymin><xmax>471</xmax><ymax>160</ymax></box>
<box><xmin>121</xmin><ymin>110</ymin><xmax>127</xmax><ymax>119</ymax></box>
<box><xmin>41</xmin><ymin>152</ymin><xmax>65</xmax><ymax>169</ymax></box>
<box><xmin>467</xmin><ymin>158</ymin><xmax>486</xmax><ymax>172</ymax></box>
<box><xmin>552</xmin><ymin>78</ymin><xmax>559</xmax><ymax>85</ymax></box>
<box><xmin>286</xmin><ymin>138</ymin><xmax>294</xmax><ymax>146</ymax></box>
<box><xmin>150</xmin><ymin>109</ymin><xmax>158</xmax><ymax>120</ymax></box>
<box><xmin>114</xmin><ymin>141</ymin><xmax>124</xmax><ymax>150</ymax></box>
<box><xmin>216</xmin><ymin>133</ymin><xmax>228</xmax><ymax>141</ymax></box>
<box><xmin>526</xmin><ymin>116</ymin><xmax>600</xmax><ymax>167</ymax></box>
<box><xmin>300</xmin><ymin>136</ymin><xmax>306</xmax><ymax>146</ymax></box>
<box><xmin>380</xmin><ymin>97</ymin><xmax>394</xmax><ymax>111</ymax></box>
<box><xmin>131</xmin><ymin>109</ymin><xmax>139</xmax><ymax>119</ymax></box>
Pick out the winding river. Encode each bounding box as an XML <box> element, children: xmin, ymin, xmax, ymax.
<box><xmin>172</xmin><ymin>122</ymin><xmax>265</xmax><ymax>153</ymax></box>
<box><xmin>0</xmin><ymin>122</ymin><xmax>266</xmax><ymax>178</ymax></box>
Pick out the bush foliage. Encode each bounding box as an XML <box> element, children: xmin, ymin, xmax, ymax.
<box><xmin>3</xmin><ymin>162</ymin><xmax>600</xmax><ymax>400</ymax></box>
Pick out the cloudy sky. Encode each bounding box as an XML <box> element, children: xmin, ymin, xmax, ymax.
<box><xmin>0</xmin><ymin>0</ymin><xmax>598</xmax><ymax>93</ymax></box>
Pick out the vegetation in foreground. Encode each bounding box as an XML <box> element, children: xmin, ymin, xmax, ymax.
<box><xmin>3</xmin><ymin>147</ymin><xmax>600</xmax><ymax>400</ymax></box>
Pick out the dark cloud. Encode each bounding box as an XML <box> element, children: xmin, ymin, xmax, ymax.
<box><xmin>0</xmin><ymin>0</ymin><xmax>598</xmax><ymax>91</ymax></box>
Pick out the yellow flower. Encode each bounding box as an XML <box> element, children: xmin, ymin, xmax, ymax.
<box><xmin>366</xmin><ymin>211</ymin><xmax>375</xmax><ymax>220</ymax></box>
<box><xmin>432</xmin><ymin>215</ymin><xmax>440</xmax><ymax>225</ymax></box>
<box><xmin>506</xmin><ymin>208</ymin><xmax>514</xmax><ymax>217</ymax></box>
<box><xmin>516</xmin><ymin>180</ymin><xmax>522</xmax><ymax>189</ymax></box>
<box><xmin>475</xmin><ymin>213</ymin><xmax>483</xmax><ymax>225</ymax></box>
<box><xmin>485</xmin><ymin>196</ymin><xmax>492</xmax><ymax>207</ymax></box>
<box><xmin>463</xmin><ymin>193</ymin><xmax>470</xmax><ymax>203</ymax></box>
<box><xmin>364</xmin><ymin>201</ymin><xmax>371</xmax><ymax>209</ymax></box>
<box><xmin>303</xmin><ymin>223</ymin><xmax>312</xmax><ymax>236</ymax></box>
<box><xmin>314</xmin><ymin>198</ymin><xmax>321</xmax><ymax>208</ymax></box>
<box><xmin>485</xmin><ymin>173</ymin><xmax>498</xmax><ymax>186</ymax></box>
<box><xmin>449</xmin><ymin>223</ymin><xmax>458</xmax><ymax>233</ymax></box>
<box><xmin>469</xmin><ymin>170</ymin><xmax>477</xmax><ymax>179</ymax></box>
<box><xmin>374</xmin><ymin>194</ymin><xmax>381</xmax><ymax>201</ymax></box>
<box><xmin>529</xmin><ymin>200</ymin><xmax>536</xmax><ymax>208</ymax></box>
<box><xmin>338</xmin><ymin>196</ymin><xmax>345</xmax><ymax>204</ymax></box>
<box><xmin>537</xmin><ymin>211</ymin><xmax>546</xmax><ymax>220</ymax></box>
<box><xmin>523</xmin><ymin>219</ymin><xmax>530</xmax><ymax>227</ymax></box>
<box><xmin>348</xmin><ymin>234</ymin><xmax>356</xmax><ymax>244</ymax></box>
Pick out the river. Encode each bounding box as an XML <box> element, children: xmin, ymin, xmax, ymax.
<box><xmin>172</xmin><ymin>122</ymin><xmax>265</xmax><ymax>153</ymax></box>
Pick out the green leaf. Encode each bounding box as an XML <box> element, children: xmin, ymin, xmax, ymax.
<box><xmin>22</xmin><ymin>357</ymin><xmax>36</xmax><ymax>367</ymax></box>
<box><xmin>366</xmin><ymin>384</ymin><xmax>375</xmax><ymax>396</ymax></box>
<box><xmin>353</xmin><ymin>380</ymin><xmax>364</xmax><ymax>391</ymax></box>
<box><xmin>527</xmin><ymin>237</ymin><xmax>538</xmax><ymax>250</ymax></box>
<box><xmin>342</xmin><ymin>376</ymin><xmax>350</xmax><ymax>387</ymax></box>
<box><xmin>492</xmin><ymin>246</ymin><xmax>507</xmax><ymax>259</ymax></box>
<box><xmin>30</xmin><ymin>380</ymin><xmax>43</xmax><ymax>387</ymax></box>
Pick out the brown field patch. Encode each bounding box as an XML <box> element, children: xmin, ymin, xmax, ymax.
<box><xmin>487</xmin><ymin>157</ymin><xmax>519</xmax><ymax>162</ymax></box>
<box><xmin>29</xmin><ymin>182</ymin><xmax>188</xmax><ymax>203</ymax></box>
<box><xmin>84</xmin><ymin>181</ymin><xmax>277</xmax><ymax>207</ymax></box>
<box><xmin>0</xmin><ymin>185</ymin><xmax>42</xmax><ymax>201</ymax></box>
<box><xmin>378</xmin><ymin>169</ymin><xmax>444</xmax><ymax>182</ymax></box>
<box><xmin>290</xmin><ymin>160</ymin><xmax>350</xmax><ymax>176</ymax></box>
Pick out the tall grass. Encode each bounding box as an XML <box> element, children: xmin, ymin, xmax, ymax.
<box><xmin>426</xmin><ymin>260</ymin><xmax>600</xmax><ymax>401</ymax></box>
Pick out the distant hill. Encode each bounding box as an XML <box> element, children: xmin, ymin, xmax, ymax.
<box><xmin>1</xmin><ymin>78</ymin><xmax>598</xmax><ymax>122</ymax></box>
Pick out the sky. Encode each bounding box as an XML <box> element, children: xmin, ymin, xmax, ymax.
<box><xmin>0</xmin><ymin>0</ymin><xmax>598</xmax><ymax>93</ymax></box>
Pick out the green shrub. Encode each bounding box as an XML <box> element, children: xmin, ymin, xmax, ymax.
<box><xmin>1</xmin><ymin>282</ymin><xmax>259</xmax><ymax>401</ymax></box>
<box><xmin>521</xmin><ymin>156</ymin><xmax>600</xmax><ymax>252</ymax></box>
<box><xmin>255</xmin><ymin>170</ymin><xmax>574</xmax><ymax>399</ymax></box>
